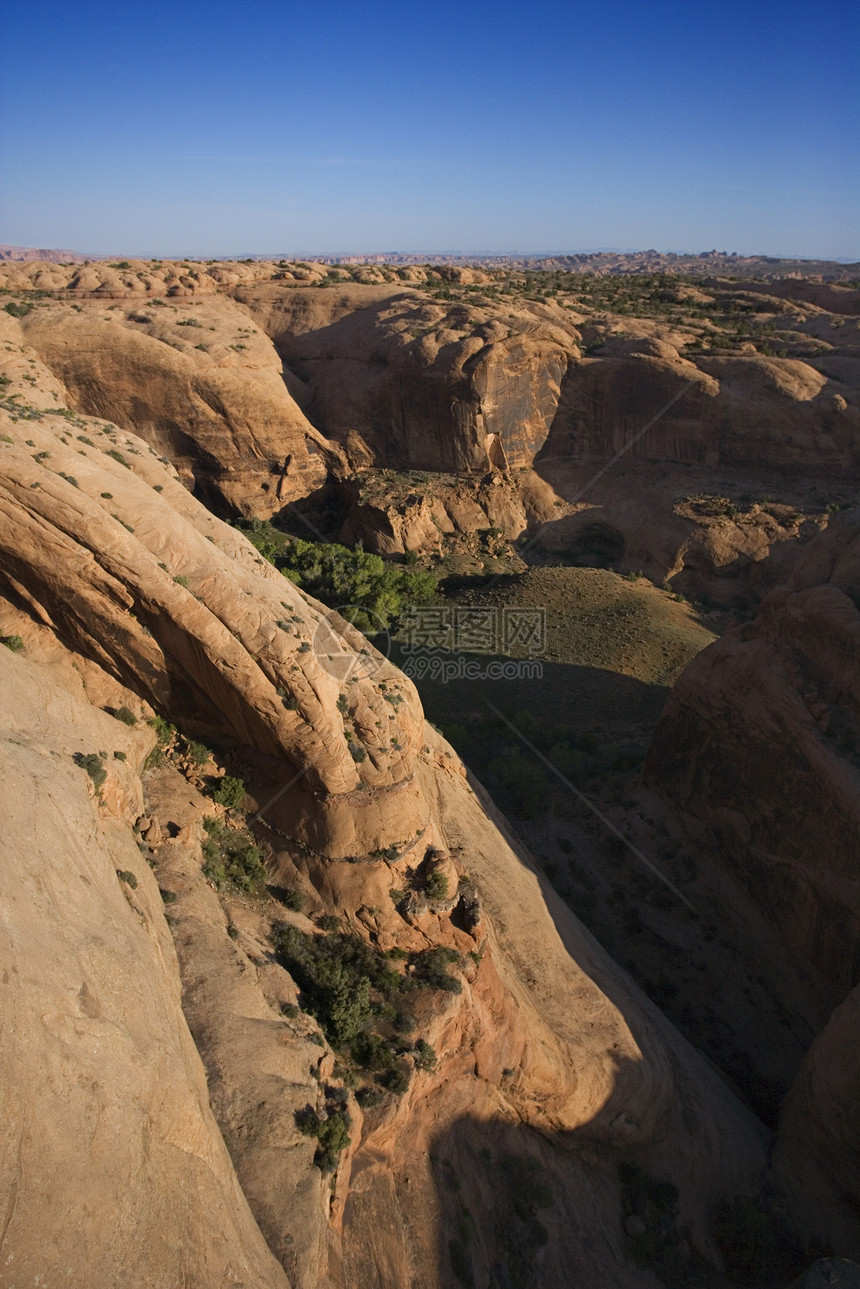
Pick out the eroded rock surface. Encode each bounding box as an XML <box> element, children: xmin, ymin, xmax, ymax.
<box><xmin>645</xmin><ymin>510</ymin><xmax>860</xmax><ymax>997</ymax></box>
<box><xmin>3</xmin><ymin>260</ymin><xmax>857</xmax><ymax>603</ymax></box>
<box><xmin>0</xmin><ymin>345</ymin><xmax>775</xmax><ymax>1288</ymax></box>
<box><xmin>0</xmin><ymin>652</ymin><xmax>291</xmax><ymax>1289</ymax></box>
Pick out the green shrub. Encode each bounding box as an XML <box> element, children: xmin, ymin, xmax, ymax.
<box><xmin>210</xmin><ymin>775</ymin><xmax>246</xmax><ymax>809</ymax></box>
<box><xmin>237</xmin><ymin>524</ymin><xmax>437</xmax><ymax>633</ymax></box>
<box><xmin>112</xmin><ymin>705</ymin><xmax>136</xmax><ymax>726</ymax></box>
<box><xmin>353</xmin><ymin>1030</ymin><xmax>396</xmax><ymax>1071</ymax></box>
<box><xmin>392</xmin><ymin>1005</ymin><xmax>416</xmax><ymax>1033</ymax></box>
<box><xmin>295</xmin><ymin>1105</ymin><xmax>351</xmax><ymax>1172</ymax></box>
<box><xmin>406</xmin><ymin>946</ymin><xmax>461</xmax><ymax>993</ymax></box>
<box><xmin>144</xmin><ymin>746</ymin><xmax>165</xmax><ymax>770</ymax></box>
<box><xmin>173</xmin><ymin>574</ymin><xmax>189</xmax><ymax>588</ymax></box>
<box><xmin>355</xmin><ymin>1085</ymin><xmax>384</xmax><ymax>1108</ymax></box>
<box><xmin>414</xmin><ymin>1038</ymin><xmax>437</xmax><ymax>1071</ymax></box>
<box><xmin>4</xmin><ymin>301</ymin><xmax>32</xmax><ymax>318</ymax></box>
<box><xmin>425</xmin><ymin>869</ymin><xmax>449</xmax><ymax>901</ymax></box>
<box><xmin>273</xmin><ymin>923</ymin><xmax>400</xmax><ymax>1048</ymax></box>
<box><xmin>116</xmin><ymin>869</ymin><xmax>138</xmax><ymax>889</ymax></box>
<box><xmin>184</xmin><ymin>739</ymin><xmax>210</xmax><ymax>767</ymax></box>
<box><xmin>277</xmin><ymin>887</ymin><xmax>305</xmax><ymax>911</ymax></box>
<box><xmin>148</xmin><ymin>714</ymin><xmax>175</xmax><ymax>744</ymax></box>
<box><xmin>106</xmin><ymin>448</ymin><xmax>131</xmax><ymax>468</ymax></box>
<box><xmin>383</xmin><ymin>1064</ymin><xmax>411</xmax><ymax>1093</ymax></box>
<box><xmin>487</xmin><ymin>749</ymin><xmax>548</xmax><ymax>818</ymax></box>
<box><xmin>1</xmin><ymin>634</ymin><xmax>24</xmax><ymax>652</ymax></box>
<box><xmin>201</xmin><ymin>816</ymin><xmax>267</xmax><ymax>892</ymax></box>
<box><xmin>76</xmin><ymin>751</ymin><xmax>107</xmax><ymax>791</ymax></box>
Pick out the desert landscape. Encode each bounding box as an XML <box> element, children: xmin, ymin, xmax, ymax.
<box><xmin>0</xmin><ymin>250</ymin><xmax>857</xmax><ymax>1288</ymax></box>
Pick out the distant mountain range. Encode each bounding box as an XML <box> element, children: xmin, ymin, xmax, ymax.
<box><xmin>293</xmin><ymin>249</ymin><xmax>860</xmax><ymax>280</ymax></box>
<box><xmin>0</xmin><ymin>244</ymin><xmax>87</xmax><ymax>263</ymax></box>
<box><xmin>1</xmin><ymin>243</ymin><xmax>857</xmax><ymax>280</ymax></box>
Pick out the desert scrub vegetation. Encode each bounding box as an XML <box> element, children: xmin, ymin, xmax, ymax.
<box><xmin>207</xmin><ymin>773</ymin><xmax>246</xmax><ymax>809</ymax></box>
<box><xmin>273</xmin><ymin>923</ymin><xmax>451</xmax><ymax>1096</ymax></box>
<box><xmin>296</xmin><ymin>1095</ymin><xmax>352</xmax><ymax>1173</ymax></box>
<box><xmin>391</xmin><ymin>848</ymin><xmax>457</xmax><ymax>910</ymax></box>
<box><xmin>74</xmin><ymin>750</ymin><xmax>108</xmax><ymax>792</ymax></box>
<box><xmin>1</xmin><ymin>634</ymin><xmax>24</xmax><ymax>652</ymax></box>
<box><xmin>110</xmin><ymin>705</ymin><xmax>137</xmax><ymax>725</ymax></box>
<box><xmin>274</xmin><ymin>922</ymin><xmax>402</xmax><ymax>1046</ymax></box>
<box><xmin>148</xmin><ymin>713</ymin><xmax>175</xmax><ymax>742</ymax></box>
<box><xmin>145</xmin><ymin>716</ymin><xmax>215</xmax><ymax>775</ymax></box>
<box><xmin>201</xmin><ymin>816</ymin><xmax>267</xmax><ymax>892</ymax></box>
<box><xmin>236</xmin><ymin>519</ymin><xmax>437</xmax><ymax>633</ymax></box>
<box><xmin>144</xmin><ymin>714</ymin><xmax>176</xmax><ymax>767</ymax></box>
<box><xmin>424</xmin><ymin>867</ymin><xmax>449</xmax><ymax>900</ymax></box>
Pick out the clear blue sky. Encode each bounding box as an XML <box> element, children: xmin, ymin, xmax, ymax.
<box><xmin>2</xmin><ymin>0</ymin><xmax>857</xmax><ymax>258</ymax></box>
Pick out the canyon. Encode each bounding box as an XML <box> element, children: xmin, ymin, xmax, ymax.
<box><xmin>0</xmin><ymin>258</ymin><xmax>858</xmax><ymax>1289</ymax></box>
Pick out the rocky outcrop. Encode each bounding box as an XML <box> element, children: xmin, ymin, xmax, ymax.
<box><xmin>142</xmin><ymin>764</ymin><xmax>339</xmax><ymax>1289</ymax></box>
<box><xmin>235</xmin><ymin>282</ymin><xmax>578</xmax><ymax>474</ymax></box>
<box><xmin>337</xmin><ymin>467</ymin><xmax>559</xmax><ymax>557</ymax></box>
<box><xmin>641</xmin><ymin>514</ymin><xmax>860</xmax><ymax>1258</ymax></box>
<box><xmin>644</xmin><ymin>511</ymin><xmax>860</xmax><ymax>997</ymax></box>
<box><xmin>0</xmin><ymin>316</ymin><xmax>428</xmax><ymax>857</ymax></box>
<box><xmin>776</xmin><ymin>987</ymin><xmax>860</xmax><ymax>1262</ymax></box>
<box><xmin>548</xmin><ymin>345</ymin><xmax>858</xmax><ymax>477</ymax></box>
<box><xmin>3</xmin><ymin>260</ymin><xmax>857</xmax><ymax>602</ymax></box>
<box><xmin>0</xmin><ymin>651</ymin><xmax>291</xmax><ymax>1289</ymax></box>
<box><xmin>14</xmin><ymin>296</ymin><xmax>340</xmax><ymax>517</ymax></box>
<box><xmin>527</xmin><ymin>462</ymin><xmax>835</xmax><ymax>606</ymax></box>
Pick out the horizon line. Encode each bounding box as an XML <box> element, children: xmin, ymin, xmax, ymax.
<box><xmin>2</xmin><ymin>244</ymin><xmax>858</xmax><ymax>266</ymax></box>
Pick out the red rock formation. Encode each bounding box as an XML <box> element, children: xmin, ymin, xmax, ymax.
<box><xmin>644</xmin><ymin>511</ymin><xmax>860</xmax><ymax>997</ymax></box>
<box><xmin>0</xmin><ymin>330</ymin><xmax>772</xmax><ymax>1288</ymax></box>
<box><xmin>776</xmin><ymin>985</ymin><xmax>860</xmax><ymax>1262</ymax></box>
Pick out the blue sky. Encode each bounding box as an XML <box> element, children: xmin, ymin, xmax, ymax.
<box><xmin>1</xmin><ymin>0</ymin><xmax>857</xmax><ymax>258</ymax></box>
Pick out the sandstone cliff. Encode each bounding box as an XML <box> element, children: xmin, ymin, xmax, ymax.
<box><xmin>643</xmin><ymin>512</ymin><xmax>860</xmax><ymax>1259</ymax></box>
<box><xmin>0</xmin><ymin>651</ymin><xmax>292</xmax><ymax>1289</ymax></box>
<box><xmin>3</xmin><ymin>257</ymin><xmax>855</xmax><ymax>606</ymax></box>
<box><xmin>645</xmin><ymin>510</ymin><xmax>860</xmax><ymax>999</ymax></box>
